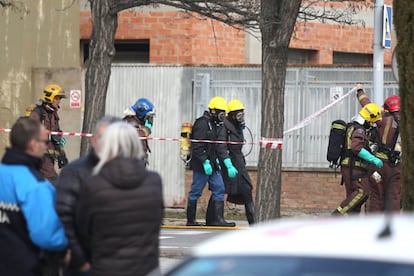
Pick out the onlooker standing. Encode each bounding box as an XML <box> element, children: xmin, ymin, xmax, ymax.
<box><xmin>0</xmin><ymin>117</ymin><xmax>68</xmax><ymax>276</ymax></box>
<box><xmin>187</xmin><ymin>96</ymin><xmax>237</xmax><ymax>227</ymax></box>
<box><xmin>76</xmin><ymin>122</ymin><xmax>164</xmax><ymax>276</ymax></box>
<box><xmin>56</xmin><ymin>116</ymin><xmax>121</xmax><ymax>276</ymax></box>
<box><xmin>30</xmin><ymin>84</ymin><xmax>68</xmax><ymax>184</ymax></box>
<box><xmin>222</xmin><ymin>99</ymin><xmax>255</xmax><ymax>225</ymax></box>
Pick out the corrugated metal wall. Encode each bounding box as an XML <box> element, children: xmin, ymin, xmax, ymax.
<box><xmin>105</xmin><ymin>65</ymin><xmax>398</xmax><ymax>206</ymax></box>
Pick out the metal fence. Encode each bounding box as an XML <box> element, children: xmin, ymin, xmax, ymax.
<box><xmin>105</xmin><ymin>65</ymin><xmax>398</xmax><ymax>206</ymax></box>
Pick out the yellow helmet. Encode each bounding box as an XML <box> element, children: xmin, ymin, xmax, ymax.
<box><xmin>359</xmin><ymin>103</ymin><xmax>382</xmax><ymax>123</ymax></box>
<box><xmin>208</xmin><ymin>96</ymin><xmax>227</xmax><ymax>111</ymax></box>
<box><xmin>227</xmin><ymin>99</ymin><xmax>245</xmax><ymax>113</ymax></box>
<box><xmin>42</xmin><ymin>84</ymin><xmax>66</xmax><ymax>103</ymax></box>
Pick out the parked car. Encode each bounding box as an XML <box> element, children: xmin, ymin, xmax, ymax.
<box><xmin>164</xmin><ymin>214</ymin><xmax>414</xmax><ymax>276</ymax></box>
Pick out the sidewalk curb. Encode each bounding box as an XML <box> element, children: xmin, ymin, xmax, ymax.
<box><xmin>161</xmin><ymin>224</ymin><xmax>247</xmax><ymax>230</ymax></box>
<box><xmin>162</xmin><ymin>217</ymin><xmax>248</xmax><ymax>230</ymax></box>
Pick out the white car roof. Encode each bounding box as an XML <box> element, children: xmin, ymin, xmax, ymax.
<box><xmin>193</xmin><ymin>214</ymin><xmax>414</xmax><ymax>264</ymax></box>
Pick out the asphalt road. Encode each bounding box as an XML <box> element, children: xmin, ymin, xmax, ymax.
<box><xmin>159</xmin><ymin>225</ymin><xmax>247</xmax><ymax>273</ymax></box>
<box><xmin>160</xmin><ymin>227</ymin><xmax>231</xmax><ymax>257</ymax></box>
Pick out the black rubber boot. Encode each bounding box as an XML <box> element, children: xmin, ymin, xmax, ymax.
<box><xmin>206</xmin><ymin>201</ymin><xmax>236</xmax><ymax>227</ymax></box>
<box><xmin>205</xmin><ymin>197</ymin><xmax>215</xmax><ymax>225</ymax></box>
<box><xmin>186</xmin><ymin>200</ymin><xmax>201</xmax><ymax>226</ymax></box>
<box><xmin>245</xmin><ymin>201</ymin><xmax>255</xmax><ymax>225</ymax></box>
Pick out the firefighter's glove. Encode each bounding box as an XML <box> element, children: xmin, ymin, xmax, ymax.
<box><xmin>60</xmin><ymin>137</ymin><xmax>67</xmax><ymax>147</ymax></box>
<box><xmin>144</xmin><ymin>119</ymin><xmax>153</xmax><ymax>130</ymax></box>
<box><xmin>203</xmin><ymin>160</ymin><xmax>213</xmax><ymax>175</ymax></box>
<box><xmin>358</xmin><ymin>148</ymin><xmax>383</xmax><ymax>168</ymax></box>
<box><xmin>58</xmin><ymin>153</ymin><xmax>69</xmax><ymax>169</ymax></box>
<box><xmin>223</xmin><ymin>158</ymin><xmax>238</xmax><ymax>178</ymax></box>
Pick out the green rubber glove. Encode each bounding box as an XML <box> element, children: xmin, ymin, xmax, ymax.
<box><xmin>144</xmin><ymin>119</ymin><xmax>153</xmax><ymax>130</ymax></box>
<box><xmin>358</xmin><ymin>148</ymin><xmax>383</xmax><ymax>168</ymax></box>
<box><xmin>223</xmin><ymin>158</ymin><xmax>238</xmax><ymax>178</ymax></box>
<box><xmin>203</xmin><ymin>159</ymin><xmax>213</xmax><ymax>175</ymax></box>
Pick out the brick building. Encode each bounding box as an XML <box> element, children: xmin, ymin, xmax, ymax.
<box><xmin>80</xmin><ymin>1</ymin><xmax>395</xmax><ymax>216</ymax></box>
<box><xmin>80</xmin><ymin>2</ymin><xmax>394</xmax><ymax>66</ymax></box>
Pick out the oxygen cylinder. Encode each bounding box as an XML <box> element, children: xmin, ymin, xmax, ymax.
<box><xmin>180</xmin><ymin>122</ymin><xmax>192</xmax><ymax>163</ymax></box>
<box><xmin>25</xmin><ymin>105</ymin><xmax>35</xmax><ymax>117</ymax></box>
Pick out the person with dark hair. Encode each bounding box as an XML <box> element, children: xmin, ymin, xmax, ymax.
<box><xmin>0</xmin><ymin>117</ymin><xmax>68</xmax><ymax>276</ymax></box>
<box><xmin>56</xmin><ymin>116</ymin><xmax>121</xmax><ymax>276</ymax></box>
<box><xmin>30</xmin><ymin>84</ymin><xmax>68</xmax><ymax>184</ymax></box>
<box><xmin>76</xmin><ymin>122</ymin><xmax>164</xmax><ymax>276</ymax></box>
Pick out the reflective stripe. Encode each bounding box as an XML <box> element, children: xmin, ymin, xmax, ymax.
<box><xmin>340</xmin><ymin>188</ymin><xmax>365</xmax><ymax>214</ymax></box>
<box><xmin>46</xmin><ymin>149</ymin><xmax>60</xmax><ymax>156</ymax></box>
<box><xmin>375</xmin><ymin>152</ymin><xmax>388</xmax><ymax>160</ymax></box>
<box><xmin>341</xmin><ymin>157</ymin><xmax>368</xmax><ymax>169</ymax></box>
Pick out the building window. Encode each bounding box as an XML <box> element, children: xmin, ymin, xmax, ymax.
<box><xmin>81</xmin><ymin>39</ymin><xmax>150</xmax><ymax>64</ymax></box>
<box><xmin>287</xmin><ymin>48</ymin><xmax>317</xmax><ymax>65</ymax></box>
<box><xmin>333</xmin><ymin>51</ymin><xmax>373</xmax><ymax>65</ymax></box>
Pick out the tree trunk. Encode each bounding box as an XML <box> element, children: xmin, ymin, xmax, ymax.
<box><xmin>394</xmin><ymin>0</ymin><xmax>414</xmax><ymax>210</ymax></box>
<box><xmin>80</xmin><ymin>0</ymin><xmax>118</xmax><ymax>155</ymax></box>
<box><xmin>256</xmin><ymin>0</ymin><xmax>301</xmax><ymax>222</ymax></box>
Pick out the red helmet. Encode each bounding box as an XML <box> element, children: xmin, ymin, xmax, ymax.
<box><xmin>383</xmin><ymin>95</ymin><xmax>400</xmax><ymax>113</ymax></box>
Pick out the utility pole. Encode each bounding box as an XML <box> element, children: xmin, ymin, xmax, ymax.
<box><xmin>373</xmin><ymin>0</ymin><xmax>384</xmax><ymax>105</ymax></box>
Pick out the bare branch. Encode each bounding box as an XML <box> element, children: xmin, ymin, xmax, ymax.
<box><xmin>111</xmin><ymin>0</ymin><xmax>261</xmax><ymax>30</ymax></box>
<box><xmin>0</xmin><ymin>0</ymin><xmax>28</xmax><ymax>16</ymax></box>
<box><xmin>299</xmin><ymin>0</ymin><xmax>370</xmax><ymax>26</ymax></box>
<box><xmin>55</xmin><ymin>0</ymin><xmax>76</xmax><ymax>12</ymax></box>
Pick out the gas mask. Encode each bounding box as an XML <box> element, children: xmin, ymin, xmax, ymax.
<box><xmin>211</xmin><ymin>109</ymin><xmax>226</xmax><ymax>124</ymax></box>
<box><xmin>229</xmin><ymin>110</ymin><xmax>245</xmax><ymax>129</ymax></box>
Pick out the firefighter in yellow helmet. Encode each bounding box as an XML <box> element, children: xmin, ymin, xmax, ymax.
<box><xmin>356</xmin><ymin>84</ymin><xmax>401</xmax><ymax>212</ymax></box>
<box><xmin>333</xmin><ymin>102</ymin><xmax>383</xmax><ymax>216</ymax></box>
<box><xmin>186</xmin><ymin>96</ymin><xmax>237</xmax><ymax>227</ymax></box>
<box><xmin>219</xmin><ymin>99</ymin><xmax>255</xmax><ymax>225</ymax></box>
<box><xmin>30</xmin><ymin>84</ymin><xmax>68</xmax><ymax>184</ymax></box>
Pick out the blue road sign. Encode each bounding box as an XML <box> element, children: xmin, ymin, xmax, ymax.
<box><xmin>382</xmin><ymin>5</ymin><xmax>392</xmax><ymax>49</ymax></box>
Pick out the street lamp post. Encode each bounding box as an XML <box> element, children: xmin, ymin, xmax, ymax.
<box><xmin>373</xmin><ymin>0</ymin><xmax>384</xmax><ymax>105</ymax></box>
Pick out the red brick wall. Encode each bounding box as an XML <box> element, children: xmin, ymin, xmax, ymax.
<box><xmin>185</xmin><ymin>169</ymin><xmax>345</xmax><ymax>216</ymax></box>
<box><xmin>81</xmin><ymin>9</ymin><xmax>393</xmax><ymax>65</ymax></box>
<box><xmin>290</xmin><ymin>22</ymin><xmax>393</xmax><ymax>65</ymax></box>
<box><xmin>80</xmin><ymin>11</ymin><xmax>245</xmax><ymax>65</ymax></box>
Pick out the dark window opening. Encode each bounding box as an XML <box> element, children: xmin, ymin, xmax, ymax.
<box><xmin>287</xmin><ymin>48</ymin><xmax>318</xmax><ymax>65</ymax></box>
<box><xmin>333</xmin><ymin>51</ymin><xmax>373</xmax><ymax>65</ymax></box>
<box><xmin>81</xmin><ymin>39</ymin><xmax>150</xmax><ymax>64</ymax></box>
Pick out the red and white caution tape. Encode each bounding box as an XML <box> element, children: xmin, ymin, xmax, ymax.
<box><xmin>259</xmin><ymin>138</ymin><xmax>283</xmax><ymax>149</ymax></box>
<box><xmin>283</xmin><ymin>87</ymin><xmax>356</xmax><ymax>135</ymax></box>
<box><xmin>0</xmin><ymin>87</ymin><xmax>355</xmax><ymax>149</ymax></box>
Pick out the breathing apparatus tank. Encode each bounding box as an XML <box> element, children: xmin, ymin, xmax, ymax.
<box><xmin>180</xmin><ymin>122</ymin><xmax>192</xmax><ymax>165</ymax></box>
<box><xmin>25</xmin><ymin>105</ymin><xmax>35</xmax><ymax>117</ymax></box>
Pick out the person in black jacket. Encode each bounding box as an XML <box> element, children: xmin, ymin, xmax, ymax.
<box><xmin>76</xmin><ymin>121</ymin><xmax>164</xmax><ymax>276</ymax></box>
<box><xmin>56</xmin><ymin>116</ymin><xmax>121</xmax><ymax>276</ymax></box>
<box><xmin>222</xmin><ymin>99</ymin><xmax>255</xmax><ymax>225</ymax></box>
<box><xmin>187</xmin><ymin>96</ymin><xmax>238</xmax><ymax>227</ymax></box>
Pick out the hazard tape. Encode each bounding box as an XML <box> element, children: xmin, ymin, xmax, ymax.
<box><xmin>259</xmin><ymin>138</ymin><xmax>283</xmax><ymax>149</ymax></box>
<box><xmin>283</xmin><ymin>87</ymin><xmax>356</xmax><ymax>135</ymax></box>
<box><xmin>0</xmin><ymin>87</ymin><xmax>356</xmax><ymax>149</ymax></box>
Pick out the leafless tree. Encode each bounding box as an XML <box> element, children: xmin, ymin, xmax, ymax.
<box><xmin>81</xmin><ymin>0</ymin><xmax>370</xmax><ymax>221</ymax></box>
<box><xmin>0</xmin><ymin>0</ymin><xmax>28</xmax><ymax>15</ymax></box>
<box><xmin>394</xmin><ymin>0</ymin><xmax>414</xmax><ymax>211</ymax></box>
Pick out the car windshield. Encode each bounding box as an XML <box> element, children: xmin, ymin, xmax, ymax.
<box><xmin>166</xmin><ymin>256</ymin><xmax>414</xmax><ymax>276</ymax></box>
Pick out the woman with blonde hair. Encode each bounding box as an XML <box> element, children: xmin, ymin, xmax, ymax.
<box><xmin>77</xmin><ymin>122</ymin><xmax>164</xmax><ymax>276</ymax></box>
